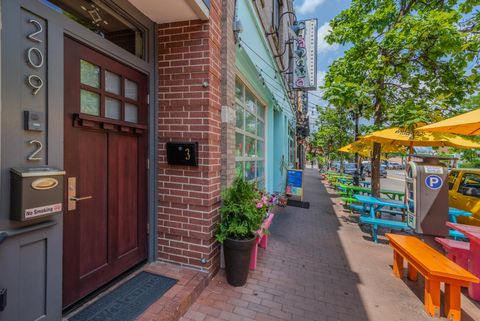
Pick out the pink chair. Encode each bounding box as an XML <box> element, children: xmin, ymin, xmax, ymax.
<box><xmin>250</xmin><ymin>213</ymin><xmax>274</xmax><ymax>270</ymax></box>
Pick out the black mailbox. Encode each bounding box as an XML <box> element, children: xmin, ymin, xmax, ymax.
<box><xmin>10</xmin><ymin>167</ymin><xmax>66</xmax><ymax>221</ymax></box>
<box><xmin>166</xmin><ymin>142</ymin><xmax>198</xmax><ymax>166</ymax></box>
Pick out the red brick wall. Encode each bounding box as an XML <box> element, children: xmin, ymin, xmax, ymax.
<box><xmin>157</xmin><ymin>0</ymin><xmax>222</xmax><ymax>274</ymax></box>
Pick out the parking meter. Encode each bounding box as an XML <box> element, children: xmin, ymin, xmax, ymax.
<box><xmin>405</xmin><ymin>156</ymin><xmax>449</xmax><ymax>236</ymax></box>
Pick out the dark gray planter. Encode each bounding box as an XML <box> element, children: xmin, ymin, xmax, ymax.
<box><xmin>223</xmin><ymin>237</ymin><xmax>256</xmax><ymax>286</ymax></box>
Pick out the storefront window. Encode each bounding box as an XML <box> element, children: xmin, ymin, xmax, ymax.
<box><xmin>235</xmin><ymin>80</ymin><xmax>265</xmax><ymax>187</ymax></box>
<box><xmin>40</xmin><ymin>0</ymin><xmax>146</xmax><ymax>59</ymax></box>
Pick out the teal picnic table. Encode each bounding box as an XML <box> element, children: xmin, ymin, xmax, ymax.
<box><xmin>353</xmin><ymin>194</ymin><xmax>408</xmax><ymax>242</ymax></box>
<box><xmin>448</xmin><ymin>207</ymin><xmax>473</xmax><ymax>240</ymax></box>
<box><xmin>340</xmin><ymin>185</ymin><xmax>405</xmax><ymax>200</ymax></box>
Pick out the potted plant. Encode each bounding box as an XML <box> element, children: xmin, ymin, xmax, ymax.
<box><xmin>215</xmin><ymin>177</ymin><xmax>269</xmax><ymax>286</ymax></box>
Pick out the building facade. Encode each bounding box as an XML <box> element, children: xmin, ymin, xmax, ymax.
<box><xmin>0</xmin><ymin>0</ymin><xmax>308</xmax><ymax>320</ymax></box>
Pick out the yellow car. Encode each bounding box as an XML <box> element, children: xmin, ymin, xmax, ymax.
<box><xmin>449</xmin><ymin>169</ymin><xmax>480</xmax><ymax>226</ymax></box>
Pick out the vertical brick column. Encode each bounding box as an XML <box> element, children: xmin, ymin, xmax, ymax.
<box><xmin>220</xmin><ymin>0</ymin><xmax>237</xmax><ymax>188</ymax></box>
<box><xmin>157</xmin><ymin>0</ymin><xmax>222</xmax><ymax>275</ymax></box>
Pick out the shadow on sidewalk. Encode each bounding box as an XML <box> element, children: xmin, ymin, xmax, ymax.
<box><xmin>268</xmin><ymin>168</ymin><xmax>370</xmax><ymax>320</ymax></box>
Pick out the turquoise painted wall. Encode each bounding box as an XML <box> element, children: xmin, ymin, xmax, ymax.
<box><xmin>235</xmin><ymin>0</ymin><xmax>295</xmax><ymax>193</ymax></box>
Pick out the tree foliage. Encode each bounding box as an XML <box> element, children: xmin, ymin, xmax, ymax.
<box><xmin>311</xmin><ymin>106</ymin><xmax>354</xmax><ymax>164</ymax></box>
<box><xmin>321</xmin><ymin>0</ymin><xmax>480</xmax><ymax>194</ymax></box>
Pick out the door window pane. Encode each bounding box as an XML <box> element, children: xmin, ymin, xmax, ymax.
<box><xmin>235</xmin><ymin>133</ymin><xmax>244</xmax><ymax>157</ymax></box>
<box><xmin>125</xmin><ymin>79</ymin><xmax>138</xmax><ymax>100</ymax></box>
<box><xmin>125</xmin><ymin>103</ymin><xmax>138</xmax><ymax>123</ymax></box>
<box><xmin>80</xmin><ymin>60</ymin><xmax>100</xmax><ymax>88</ymax></box>
<box><xmin>236</xmin><ymin>105</ymin><xmax>244</xmax><ymax>129</ymax></box>
<box><xmin>245</xmin><ymin>112</ymin><xmax>256</xmax><ymax>134</ymax></box>
<box><xmin>105</xmin><ymin>97</ymin><xmax>121</xmax><ymax>119</ymax></box>
<box><xmin>80</xmin><ymin>90</ymin><xmax>100</xmax><ymax>116</ymax></box>
<box><xmin>105</xmin><ymin>71</ymin><xmax>121</xmax><ymax>95</ymax></box>
<box><xmin>246</xmin><ymin>136</ymin><xmax>256</xmax><ymax>157</ymax></box>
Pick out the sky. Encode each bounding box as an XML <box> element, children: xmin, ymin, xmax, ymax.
<box><xmin>294</xmin><ymin>0</ymin><xmax>351</xmax><ymax>131</ymax></box>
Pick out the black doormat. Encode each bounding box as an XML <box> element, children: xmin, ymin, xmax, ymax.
<box><xmin>69</xmin><ymin>272</ymin><xmax>177</xmax><ymax>321</ymax></box>
<box><xmin>287</xmin><ymin>199</ymin><xmax>310</xmax><ymax>208</ymax></box>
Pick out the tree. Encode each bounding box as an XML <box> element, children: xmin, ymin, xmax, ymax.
<box><xmin>324</xmin><ymin>0</ymin><xmax>480</xmax><ymax>196</ymax></box>
<box><xmin>311</xmin><ymin>106</ymin><xmax>354</xmax><ymax>167</ymax></box>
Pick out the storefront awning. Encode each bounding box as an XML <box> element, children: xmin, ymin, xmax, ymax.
<box><xmin>128</xmin><ymin>0</ymin><xmax>209</xmax><ymax>23</ymax></box>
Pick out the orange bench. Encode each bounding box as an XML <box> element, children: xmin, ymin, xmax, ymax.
<box><xmin>386</xmin><ymin>234</ymin><xmax>479</xmax><ymax>321</ymax></box>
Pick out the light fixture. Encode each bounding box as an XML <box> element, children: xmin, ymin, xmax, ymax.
<box><xmin>233</xmin><ymin>19</ymin><xmax>243</xmax><ymax>43</ymax></box>
<box><xmin>266</xmin><ymin>11</ymin><xmax>297</xmax><ymax>37</ymax></box>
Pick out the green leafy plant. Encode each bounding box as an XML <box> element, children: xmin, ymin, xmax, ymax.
<box><xmin>215</xmin><ymin>177</ymin><xmax>266</xmax><ymax>244</ymax></box>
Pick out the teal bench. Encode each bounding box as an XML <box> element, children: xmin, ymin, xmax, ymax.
<box><xmin>349</xmin><ymin>204</ymin><xmax>369</xmax><ymax>214</ymax></box>
<box><xmin>360</xmin><ymin>216</ymin><xmax>409</xmax><ymax>242</ymax></box>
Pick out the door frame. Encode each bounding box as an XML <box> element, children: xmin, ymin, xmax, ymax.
<box><xmin>20</xmin><ymin>0</ymin><xmax>158</xmax><ymax>259</ymax></box>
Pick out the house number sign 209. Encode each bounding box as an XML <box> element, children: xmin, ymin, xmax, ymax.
<box><xmin>26</xmin><ymin>19</ymin><xmax>44</xmax><ymax>95</ymax></box>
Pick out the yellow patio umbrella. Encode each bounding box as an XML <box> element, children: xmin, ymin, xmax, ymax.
<box><xmin>416</xmin><ymin>109</ymin><xmax>480</xmax><ymax>135</ymax></box>
<box><xmin>363</xmin><ymin>127</ymin><xmax>480</xmax><ymax>148</ymax></box>
<box><xmin>363</xmin><ymin>126</ymin><xmax>480</xmax><ymax>160</ymax></box>
<box><xmin>338</xmin><ymin>139</ymin><xmax>406</xmax><ymax>158</ymax></box>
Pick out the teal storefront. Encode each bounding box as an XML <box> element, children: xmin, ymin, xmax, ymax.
<box><xmin>235</xmin><ymin>0</ymin><xmax>296</xmax><ymax>193</ymax></box>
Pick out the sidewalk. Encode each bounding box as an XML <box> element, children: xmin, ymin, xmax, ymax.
<box><xmin>180</xmin><ymin>168</ymin><xmax>480</xmax><ymax>321</ymax></box>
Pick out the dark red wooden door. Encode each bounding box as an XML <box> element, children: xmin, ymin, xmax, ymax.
<box><xmin>63</xmin><ymin>37</ymin><xmax>148</xmax><ymax>308</ymax></box>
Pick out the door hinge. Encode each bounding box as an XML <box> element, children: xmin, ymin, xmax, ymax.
<box><xmin>147</xmin><ymin>223</ymin><xmax>150</xmax><ymax>234</ymax></box>
<box><xmin>147</xmin><ymin>94</ymin><xmax>150</xmax><ymax>105</ymax></box>
<box><xmin>146</xmin><ymin>158</ymin><xmax>150</xmax><ymax>170</ymax></box>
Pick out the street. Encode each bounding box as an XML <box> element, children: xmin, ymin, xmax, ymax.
<box><xmin>366</xmin><ymin>170</ymin><xmax>406</xmax><ymax>192</ymax></box>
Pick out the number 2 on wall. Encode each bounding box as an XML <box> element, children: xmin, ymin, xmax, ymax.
<box><xmin>27</xmin><ymin>140</ymin><xmax>43</xmax><ymax>161</ymax></box>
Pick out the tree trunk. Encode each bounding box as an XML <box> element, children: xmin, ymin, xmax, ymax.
<box><xmin>354</xmin><ymin>111</ymin><xmax>360</xmax><ymax>167</ymax></box>
<box><xmin>371</xmin><ymin>142</ymin><xmax>382</xmax><ymax>197</ymax></box>
<box><xmin>371</xmin><ymin>79</ymin><xmax>384</xmax><ymax>197</ymax></box>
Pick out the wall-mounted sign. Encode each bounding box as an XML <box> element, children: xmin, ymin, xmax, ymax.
<box><xmin>293</xmin><ymin>19</ymin><xmax>318</xmax><ymax>90</ymax></box>
<box><xmin>166</xmin><ymin>142</ymin><xmax>198</xmax><ymax>166</ymax></box>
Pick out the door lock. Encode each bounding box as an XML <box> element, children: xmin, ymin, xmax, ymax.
<box><xmin>67</xmin><ymin>177</ymin><xmax>92</xmax><ymax>211</ymax></box>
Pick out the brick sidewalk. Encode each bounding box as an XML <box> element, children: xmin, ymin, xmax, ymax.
<box><xmin>180</xmin><ymin>168</ymin><xmax>480</xmax><ymax>321</ymax></box>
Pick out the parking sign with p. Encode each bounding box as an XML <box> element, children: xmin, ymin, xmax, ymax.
<box><xmin>425</xmin><ymin>175</ymin><xmax>443</xmax><ymax>190</ymax></box>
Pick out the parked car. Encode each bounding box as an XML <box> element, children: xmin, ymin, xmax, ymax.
<box><xmin>448</xmin><ymin>169</ymin><xmax>480</xmax><ymax>226</ymax></box>
<box><xmin>342</xmin><ymin>163</ymin><xmax>366</xmax><ymax>180</ymax></box>
<box><xmin>389</xmin><ymin>162</ymin><xmax>402</xmax><ymax>170</ymax></box>
<box><xmin>363</xmin><ymin>164</ymin><xmax>387</xmax><ymax>178</ymax></box>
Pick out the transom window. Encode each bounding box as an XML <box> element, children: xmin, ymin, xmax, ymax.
<box><xmin>235</xmin><ymin>80</ymin><xmax>265</xmax><ymax>189</ymax></box>
<box><xmin>80</xmin><ymin>59</ymin><xmax>140</xmax><ymax>123</ymax></box>
<box><xmin>40</xmin><ymin>0</ymin><xmax>145</xmax><ymax>59</ymax></box>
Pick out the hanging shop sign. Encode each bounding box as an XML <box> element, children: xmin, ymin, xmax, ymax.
<box><xmin>293</xmin><ymin>19</ymin><xmax>318</xmax><ymax>90</ymax></box>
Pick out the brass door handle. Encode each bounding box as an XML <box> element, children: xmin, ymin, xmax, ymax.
<box><xmin>69</xmin><ymin>196</ymin><xmax>92</xmax><ymax>202</ymax></box>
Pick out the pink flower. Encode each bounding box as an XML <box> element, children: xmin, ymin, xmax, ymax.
<box><xmin>256</xmin><ymin>202</ymin><xmax>263</xmax><ymax>208</ymax></box>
